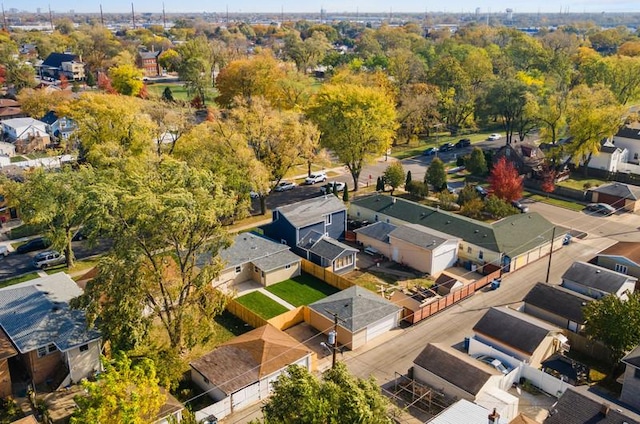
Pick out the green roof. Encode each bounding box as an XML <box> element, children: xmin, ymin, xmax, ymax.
<box><xmin>351</xmin><ymin>195</ymin><xmax>558</xmax><ymax>258</ymax></box>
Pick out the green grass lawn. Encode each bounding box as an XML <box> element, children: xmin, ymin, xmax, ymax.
<box><xmin>8</xmin><ymin>224</ymin><xmax>44</xmax><ymax>240</ymax></box>
<box><xmin>235</xmin><ymin>291</ymin><xmax>288</xmax><ymax>319</ymax></box>
<box><xmin>556</xmin><ymin>176</ymin><xmax>608</xmax><ymax>190</ymax></box>
<box><xmin>0</xmin><ymin>272</ymin><xmax>39</xmax><ymax>289</ymax></box>
<box><xmin>265</xmin><ymin>274</ymin><xmax>339</xmax><ymax>307</ymax></box>
<box><xmin>145</xmin><ymin>82</ymin><xmax>218</xmax><ymax>103</ymax></box>
<box><xmin>525</xmin><ymin>193</ymin><xmax>586</xmax><ymax>212</ymax></box>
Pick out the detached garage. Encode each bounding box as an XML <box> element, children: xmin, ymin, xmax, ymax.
<box><xmin>589</xmin><ymin>182</ymin><xmax>640</xmax><ymax>212</ymax></box>
<box><xmin>307</xmin><ymin>286</ymin><xmax>401</xmax><ymax>350</ymax></box>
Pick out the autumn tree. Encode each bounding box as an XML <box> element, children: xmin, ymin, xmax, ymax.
<box><xmin>466</xmin><ymin>147</ymin><xmax>488</xmax><ymax>176</ymax></box>
<box><xmin>396</xmin><ymin>83</ymin><xmax>440</xmax><ymax>144</ymax></box>
<box><xmin>283</xmin><ymin>30</ymin><xmax>332</xmax><ymax>73</ymax></box>
<box><xmin>426</xmin><ymin>157</ymin><xmax>447</xmax><ymax>192</ymax></box>
<box><xmin>488</xmin><ymin>157</ymin><xmax>523</xmax><ymax>202</ymax></box>
<box><xmin>484</xmin><ymin>196</ymin><xmax>518</xmax><ymax>219</ymax></box>
<box><xmin>261</xmin><ymin>363</ymin><xmax>392</xmax><ymax>424</ymax></box>
<box><xmin>383</xmin><ymin>162</ymin><xmax>405</xmax><ymax>195</ymax></box>
<box><xmin>457</xmin><ymin>184</ymin><xmax>480</xmax><ymax>206</ymax></box>
<box><xmin>108</xmin><ymin>64</ymin><xmax>144</xmax><ymax>96</ymax></box>
<box><xmin>176</xmin><ymin>36</ymin><xmax>216</xmax><ymax>104</ymax></box>
<box><xmin>16</xmin><ymin>88</ymin><xmax>72</xmax><ymax>118</ymax></box>
<box><xmin>477</xmin><ymin>78</ymin><xmax>533</xmax><ymax>145</ymax></box>
<box><xmin>143</xmin><ymin>100</ymin><xmax>194</xmax><ymax>156</ymax></box>
<box><xmin>307</xmin><ymin>83</ymin><xmax>397</xmax><ymax>191</ymax></box>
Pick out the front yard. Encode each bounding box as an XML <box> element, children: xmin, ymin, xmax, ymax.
<box><xmin>234</xmin><ymin>291</ymin><xmax>289</xmax><ymax>319</ymax></box>
<box><xmin>265</xmin><ymin>274</ymin><xmax>339</xmax><ymax>307</ymax></box>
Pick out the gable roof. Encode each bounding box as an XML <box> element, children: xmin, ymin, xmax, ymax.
<box><xmin>590</xmin><ymin>182</ymin><xmax>640</xmax><ymax>201</ymax></box>
<box><xmin>308</xmin><ymin>286</ymin><xmax>400</xmax><ymax>332</ymax></box>
<box><xmin>473</xmin><ymin>307</ymin><xmax>560</xmax><ymax>355</ymax></box>
<box><xmin>189</xmin><ymin>324</ymin><xmax>310</xmax><ymax>396</ymax></box>
<box><xmin>413</xmin><ymin>343</ymin><xmax>501</xmax><ymax>396</ymax></box>
<box><xmin>389</xmin><ymin>223</ymin><xmax>454</xmax><ymax>249</ymax></box>
<box><xmin>562</xmin><ymin>261</ymin><xmax>636</xmax><ymax>294</ymax></box>
<box><xmin>523</xmin><ymin>282</ymin><xmax>592</xmax><ymax>324</ymax></box>
<box><xmin>354</xmin><ymin>221</ymin><xmax>396</xmax><ymax>242</ymax></box>
<box><xmin>0</xmin><ymin>273</ymin><xmax>101</xmax><ymax>353</ymax></box>
<box><xmin>544</xmin><ymin>386</ymin><xmax>640</xmax><ymax>424</ymax></box>
<box><xmin>598</xmin><ymin>242</ymin><xmax>640</xmax><ymax>266</ymax></box>
<box><xmin>434</xmin><ymin>273</ymin><xmax>462</xmax><ymax>290</ymax></box>
<box><xmin>428</xmin><ymin>399</ymin><xmax>490</xmax><ymax>424</ymax></box>
<box><xmin>42</xmin><ymin>52</ymin><xmax>79</xmax><ymax>68</ymax></box>
<box><xmin>0</xmin><ymin>99</ymin><xmax>19</xmax><ymax>108</ymax></box>
<box><xmin>40</xmin><ymin>110</ymin><xmax>59</xmax><ymax>125</ymax></box>
<box><xmin>623</xmin><ymin>345</ymin><xmax>640</xmax><ymax>369</ymax></box>
<box><xmin>351</xmin><ymin>195</ymin><xmax>557</xmax><ymax>257</ymax></box>
<box><xmin>140</xmin><ymin>50</ymin><xmax>161</xmax><ymax>59</ymax></box>
<box><xmin>615</xmin><ymin>125</ymin><xmax>640</xmax><ymax>141</ymax></box>
<box><xmin>217</xmin><ymin>232</ymin><xmax>298</xmax><ymax>271</ymax></box>
<box><xmin>304</xmin><ymin>236</ymin><xmax>357</xmax><ymax>261</ymax></box>
<box><xmin>509</xmin><ymin>413</ymin><xmax>539</xmax><ymax>424</ymax></box>
<box><xmin>1</xmin><ymin>117</ymin><xmax>46</xmax><ymax>130</ymax></box>
<box><xmin>276</xmin><ymin>195</ymin><xmax>345</xmax><ymax>228</ymax></box>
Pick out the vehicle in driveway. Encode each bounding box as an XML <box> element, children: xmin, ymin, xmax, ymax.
<box><xmin>274</xmin><ymin>181</ymin><xmax>296</xmax><ymax>192</ymax></box>
<box><xmin>476</xmin><ymin>185</ymin><xmax>489</xmax><ymax>197</ymax></box>
<box><xmin>320</xmin><ymin>181</ymin><xmax>346</xmax><ymax>194</ymax></box>
<box><xmin>33</xmin><ymin>250</ymin><xmax>66</xmax><ymax>269</ymax></box>
<box><xmin>511</xmin><ymin>200</ymin><xmax>529</xmax><ymax>213</ymax></box>
<box><xmin>439</xmin><ymin>142</ymin><xmax>455</xmax><ymax>152</ymax></box>
<box><xmin>304</xmin><ymin>171</ymin><xmax>327</xmax><ymax>185</ymax></box>
<box><xmin>487</xmin><ymin>133</ymin><xmax>502</xmax><ymax>141</ymax></box>
<box><xmin>585</xmin><ymin>203</ymin><xmax>616</xmax><ymax>216</ymax></box>
<box><xmin>455</xmin><ymin>138</ymin><xmax>471</xmax><ymax>148</ymax></box>
<box><xmin>423</xmin><ymin>147</ymin><xmax>437</xmax><ymax>156</ymax></box>
<box><xmin>474</xmin><ymin>354</ymin><xmax>512</xmax><ymax>374</ymax></box>
<box><xmin>16</xmin><ymin>237</ymin><xmax>51</xmax><ymax>254</ymax></box>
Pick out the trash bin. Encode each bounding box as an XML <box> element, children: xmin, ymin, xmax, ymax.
<box><xmin>463</xmin><ymin>337</ymin><xmax>470</xmax><ymax>352</ymax></box>
<box><xmin>490</xmin><ymin>279</ymin><xmax>501</xmax><ymax>290</ymax></box>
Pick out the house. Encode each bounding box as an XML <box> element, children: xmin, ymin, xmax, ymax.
<box><xmin>350</xmin><ymin>195</ymin><xmax>564</xmax><ymax>273</ymax></box>
<box><xmin>473</xmin><ymin>307</ymin><xmax>566</xmax><ymax>368</ymax></box>
<box><xmin>208</xmin><ymin>232</ymin><xmax>301</xmax><ymax>291</ymax></box>
<box><xmin>139</xmin><ymin>50</ymin><xmax>162</xmax><ymax>77</ymax></box>
<box><xmin>1</xmin><ymin>117</ymin><xmax>50</xmax><ymax>153</ymax></box>
<box><xmin>354</xmin><ymin>221</ymin><xmax>459</xmax><ymax>276</ymax></box>
<box><xmin>544</xmin><ymin>386</ymin><xmax>640</xmax><ymax>424</ymax></box>
<box><xmin>620</xmin><ymin>345</ymin><xmax>640</xmax><ymax>411</ymax></box>
<box><xmin>427</xmin><ymin>399</ymin><xmax>494</xmax><ymax>424</ymax></box>
<box><xmin>588</xmin><ymin>182</ymin><xmax>640</xmax><ymax>212</ymax></box>
<box><xmin>190</xmin><ymin>324</ymin><xmax>312</xmax><ymax>416</ymax></box>
<box><xmin>595</xmin><ymin>241</ymin><xmax>640</xmax><ymax>289</ymax></box>
<box><xmin>37</xmin><ymin>53</ymin><xmax>85</xmax><ymax>81</ymax></box>
<box><xmin>155</xmin><ymin>389</ymin><xmax>184</xmax><ymax>424</ymax></box>
<box><xmin>613</xmin><ymin>123</ymin><xmax>640</xmax><ymax>165</ymax></box>
<box><xmin>0</xmin><ymin>99</ymin><xmax>25</xmax><ymax>121</ymax></box>
<box><xmin>307</xmin><ymin>286</ymin><xmax>401</xmax><ymax>350</ymax></box>
<box><xmin>0</xmin><ymin>273</ymin><xmax>102</xmax><ymax>392</ymax></box>
<box><xmin>561</xmin><ymin>261</ymin><xmax>637</xmax><ymax>300</ymax></box>
<box><xmin>40</xmin><ymin>111</ymin><xmax>76</xmax><ymax>142</ymax></box>
<box><xmin>522</xmin><ymin>283</ymin><xmax>592</xmax><ymax>333</ymax></box>
<box><xmin>494</xmin><ymin>143</ymin><xmax>546</xmax><ymax>177</ymax></box>
<box><xmin>589</xmin><ymin>139</ymin><xmax>627</xmax><ymax>173</ymax></box>
<box><xmin>263</xmin><ymin>196</ymin><xmax>356</xmax><ymax>273</ymax></box>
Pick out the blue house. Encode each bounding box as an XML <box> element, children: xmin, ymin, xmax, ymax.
<box><xmin>263</xmin><ymin>195</ymin><xmax>357</xmax><ymax>274</ymax></box>
<box><xmin>40</xmin><ymin>111</ymin><xmax>77</xmax><ymax>142</ymax></box>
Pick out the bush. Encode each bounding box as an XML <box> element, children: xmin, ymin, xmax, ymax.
<box><xmin>460</xmin><ymin>198</ymin><xmax>485</xmax><ymax>219</ymax></box>
<box><xmin>485</xmin><ymin>196</ymin><xmax>518</xmax><ymax>219</ymax></box>
<box><xmin>583</xmin><ymin>182</ymin><xmax>592</xmax><ymax>189</ymax></box>
<box><xmin>406</xmin><ymin>181</ymin><xmax>429</xmax><ymax>199</ymax></box>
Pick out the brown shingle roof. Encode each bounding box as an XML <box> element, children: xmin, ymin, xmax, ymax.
<box><xmin>509</xmin><ymin>413</ymin><xmax>539</xmax><ymax>424</ymax></box>
<box><xmin>11</xmin><ymin>416</ymin><xmax>39</xmax><ymax>424</ymax></box>
<box><xmin>598</xmin><ymin>242</ymin><xmax>640</xmax><ymax>266</ymax></box>
<box><xmin>0</xmin><ymin>327</ymin><xmax>17</xmax><ymax>361</ymax></box>
<box><xmin>190</xmin><ymin>324</ymin><xmax>310</xmax><ymax>396</ymax></box>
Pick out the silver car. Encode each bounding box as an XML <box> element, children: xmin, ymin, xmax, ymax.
<box><xmin>33</xmin><ymin>250</ymin><xmax>66</xmax><ymax>269</ymax></box>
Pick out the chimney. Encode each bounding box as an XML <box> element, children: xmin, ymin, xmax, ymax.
<box><xmin>600</xmin><ymin>403</ymin><xmax>610</xmax><ymax>417</ymax></box>
<box><xmin>488</xmin><ymin>408</ymin><xmax>500</xmax><ymax>423</ymax></box>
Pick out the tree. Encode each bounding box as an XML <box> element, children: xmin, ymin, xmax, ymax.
<box><xmin>488</xmin><ymin>157</ymin><xmax>523</xmax><ymax>202</ymax></box>
<box><xmin>16</xmin><ymin>88</ymin><xmax>71</xmax><ymax>119</ymax></box>
<box><xmin>176</xmin><ymin>37</ymin><xmax>215</xmax><ymax>105</ymax></box>
<box><xmin>405</xmin><ymin>170</ymin><xmax>412</xmax><ymax>187</ymax></box>
<box><xmin>283</xmin><ymin>30</ymin><xmax>332</xmax><ymax>73</ymax></box>
<box><xmin>70</xmin><ymin>353</ymin><xmax>165</xmax><ymax>424</ymax></box>
<box><xmin>406</xmin><ymin>181</ymin><xmax>429</xmax><ymax>199</ymax></box>
<box><xmin>426</xmin><ymin>157</ymin><xmax>447</xmax><ymax>192</ymax></box>
<box><xmin>396</xmin><ymin>83</ymin><xmax>440</xmax><ymax>143</ymax></box>
<box><xmin>4</xmin><ymin>60</ymin><xmax>35</xmax><ymax>92</ymax></box>
<box><xmin>484</xmin><ymin>196</ymin><xmax>518</xmax><ymax>219</ymax></box>
<box><xmin>478</xmin><ymin>78</ymin><xmax>533</xmax><ymax>145</ymax></box>
<box><xmin>459</xmin><ymin>198</ymin><xmax>484</xmax><ymax>219</ymax></box>
<box><xmin>383</xmin><ymin>162</ymin><xmax>405</xmax><ymax>195</ymax></box>
<box><xmin>540</xmin><ymin>166</ymin><xmax>556</xmax><ymax>196</ymax></box>
<box><xmin>457</xmin><ymin>184</ymin><xmax>479</xmax><ymax>206</ymax></box>
<box><xmin>436</xmin><ymin>191</ymin><xmax>457</xmax><ymax>211</ymax></box>
<box><xmin>583</xmin><ymin>292</ymin><xmax>640</xmax><ymax>366</ymax></box>
<box><xmin>73</xmin><ymin>158</ymin><xmax>235</xmax><ymax>351</ymax></box>
<box><xmin>108</xmin><ymin>64</ymin><xmax>144</xmax><ymax>96</ymax></box>
<box><xmin>261</xmin><ymin>363</ymin><xmax>392</xmax><ymax>424</ymax></box>
<box><xmin>376</xmin><ymin>176</ymin><xmax>384</xmax><ymax>191</ymax></box>
<box><xmin>162</xmin><ymin>87</ymin><xmax>175</xmax><ymax>102</ymax></box>
<box><xmin>466</xmin><ymin>147</ymin><xmax>488</xmax><ymax>176</ymax></box>
<box><xmin>342</xmin><ymin>183</ymin><xmax>349</xmax><ymax>202</ymax></box>
<box><xmin>308</xmin><ymin>83</ymin><xmax>397</xmax><ymax>191</ymax></box>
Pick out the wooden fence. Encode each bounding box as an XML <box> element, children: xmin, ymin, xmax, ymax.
<box><xmin>226</xmin><ymin>299</ymin><xmax>268</xmax><ymax>329</ymax></box>
<box><xmin>267</xmin><ymin>306</ymin><xmax>306</xmax><ymax>331</ymax></box>
<box><xmin>301</xmin><ymin>259</ymin><xmax>355</xmax><ymax>290</ymax></box>
<box><xmin>566</xmin><ymin>331</ymin><xmax>613</xmax><ymax>365</ymax></box>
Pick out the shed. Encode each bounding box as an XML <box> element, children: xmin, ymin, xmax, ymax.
<box><xmin>589</xmin><ymin>182</ymin><xmax>640</xmax><ymax>212</ymax></box>
<box><xmin>561</xmin><ymin>261</ymin><xmax>637</xmax><ymax>300</ymax></box>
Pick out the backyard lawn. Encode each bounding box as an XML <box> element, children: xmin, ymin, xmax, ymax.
<box><xmin>265</xmin><ymin>274</ymin><xmax>339</xmax><ymax>307</ymax></box>
<box><xmin>235</xmin><ymin>291</ymin><xmax>288</xmax><ymax>319</ymax></box>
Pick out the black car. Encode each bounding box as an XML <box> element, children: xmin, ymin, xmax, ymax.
<box><xmin>439</xmin><ymin>142</ymin><xmax>455</xmax><ymax>152</ymax></box>
<box><xmin>455</xmin><ymin>138</ymin><xmax>471</xmax><ymax>148</ymax></box>
<box><xmin>16</xmin><ymin>237</ymin><xmax>51</xmax><ymax>254</ymax></box>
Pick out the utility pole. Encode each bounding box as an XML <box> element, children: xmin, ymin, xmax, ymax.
<box><xmin>325</xmin><ymin>309</ymin><xmax>345</xmax><ymax>368</ymax></box>
<box><xmin>131</xmin><ymin>2</ymin><xmax>135</xmax><ymax>29</ymax></box>
<box><xmin>1</xmin><ymin>3</ymin><xmax>7</xmax><ymax>32</ymax></box>
<box><xmin>162</xmin><ymin>2</ymin><xmax>166</xmax><ymax>29</ymax></box>
<box><xmin>545</xmin><ymin>226</ymin><xmax>556</xmax><ymax>283</ymax></box>
<box><xmin>48</xmin><ymin>4</ymin><xmax>53</xmax><ymax>31</ymax></box>
<box><xmin>99</xmin><ymin>4</ymin><xmax>104</xmax><ymax>26</ymax></box>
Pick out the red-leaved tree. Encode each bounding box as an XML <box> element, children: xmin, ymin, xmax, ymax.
<box><xmin>540</xmin><ymin>166</ymin><xmax>556</xmax><ymax>196</ymax></box>
<box><xmin>59</xmin><ymin>74</ymin><xmax>69</xmax><ymax>89</ymax></box>
<box><xmin>488</xmin><ymin>156</ymin><xmax>523</xmax><ymax>202</ymax></box>
<box><xmin>0</xmin><ymin>65</ymin><xmax>5</xmax><ymax>85</ymax></box>
<box><xmin>97</xmin><ymin>72</ymin><xmax>116</xmax><ymax>94</ymax></box>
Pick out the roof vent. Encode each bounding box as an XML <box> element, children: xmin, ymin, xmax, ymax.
<box><xmin>392</xmin><ymin>198</ymin><xmax>397</xmax><ymax>204</ymax></box>
<box><xmin>446</xmin><ymin>220</ymin><xmax>450</xmax><ymax>224</ymax></box>
<box><xmin>596</xmin><ymin>269</ymin><xmax>601</xmax><ymax>273</ymax></box>
<box><xmin>474</xmin><ymin>229</ymin><xmax>479</xmax><ymax>233</ymax></box>
<box><xmin>600</xmin><ymin>403</ymin><xmax>610</xmax><ymax>417</ymax></box>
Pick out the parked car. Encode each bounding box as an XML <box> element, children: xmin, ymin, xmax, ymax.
<box><xmin>423</xmin><ymin>147</ymin><xmax>437</xmax><ymax>156</ymax></box>
<box><xmin>320</xmin><ymin>181</ymin><xmax>346</xmax><ymax>194</ymax></box>
<box><xmin>16</xmin><ymin>237</ymin><xmax>51</xmax><ymax>254</ymax></box>
<box><xmin>33</xmin><ymin>250</ymin><xmax>66</xmax><ymax>269</ymax></box>
<box><xmin>439</xmin><ymin>142</ymin><xmax>455</xmax><ymax>152</ymax></box>
<box><xmin>274</xmin><ymin>181</ymin><xmax>296</xmax><ymax>192</ymax></box>
<box><xmin>475</xmin><ymin>185</ymin><xmax>489</xmax><ymax>197</ymax></box>
<box><xmin>249</xmin><ymin>191</ymin><xmax>260</xmax><ymax>199</ymax></box>
<box><xmin>511</xmin><ymin>200</ymin><xmax>529</xmax><ymax>213</ymax></box>
<box><xmin>487</xmin><ymin>133</ymin><xmax>502</xmax><ymax>141</ymax></box>
<box><xmin>304</xmin><ymin>171</ymin><xmax>327</xmax><ymax>185</ymax></box>
<box><xmin>0</xmin><ymin>246</ymin><xmax>8</xmax><ymax>257</ymax></box>
<box><xmin>474</xmin><ymin>355</ymin><xmax>512</xmax><ymax>375</ymax></box>
<box><xmin>455</xmin><ymin>138</ymin><xmax>471</xmax><ymax>148</ymax></box>
<box><xmin>585</xmin><ymin>203</ymin><xmax>616</xmax><ymax>216</ymax></box>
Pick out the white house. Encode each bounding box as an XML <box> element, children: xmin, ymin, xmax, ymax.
<box><xmin>1</xmin><ymin>117</ymin><xmax>48</xmax><ymax>141</ymax></box>
<box><xmin>589</xmin><ymin>140</ymin><xmax>627</xmax><ymax>172</ymax></box>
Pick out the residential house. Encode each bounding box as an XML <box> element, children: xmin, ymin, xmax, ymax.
<box><xmin>427</xmin><ymin>399</ymin><xmax>496</xmax><ymax>424</ymax></box>
<box><xmin>544</xmin><ymin>386</ymin><xmax>640</xmax><ymax>424</ymax></box>
<box><xmin>40</xmin><ymin>111</ymin><xmax>77</xmax><ymax>142</ymax></box>
<box><xmin>307</xmin><ymin>286</ymin><xmax>401</xmax><ymax>350</ymax></box>
<box><xmin>1</xmin><ymin>117</ymin><xmax>50</xmax><ymax>153</ymax></box>
<box><xmin>354</xmin><ymin>221</ymin><xmax>459</xmax><ymax>276</ymax></box>
<box><xmin>620</xmin><ymin>345</ymin><xmax>640</xmax><ymax>411</ymax></box>
<box><xmin>139</xmin><ymin>50</ymin><xmax>162</xmax><ymax>77</ymax></box>
<box><xmin>350</xmin><ymin>195</ymin><xmax>564</xmax><ymax>273</ymax></box>
<box><xmin>589</xmin><ymin>139</ymin><xmax>627</xmax><ymax>173</ymax></box>
<box><xmin>264</xmin><ymin>196</ymin><xmax>356</xmax><ymax>274</ymax></box>
<box><xmin>156</xmin><ymin>390</ymin><xmax>184</xmax><ymax>424</ymax></box>
<box><xmin>613</xmin><ymin>123</ymin><xmax>640</xmax><ymax>165</ymax></box>
<box><xmin>208</xmin><ymin>232</ymin><xmax>301</xmax><ymax>292</ymax></box>
<box><xmin>0</xmin><ymin>329</ymin><xmax>17</xmax><ymax>397</ymax></box>
<box><xmin>588</xmin><ymin>182</ymin><xmax>640</xmax><ymax>212</ymax></box>
<box><xmin>473</xmin><ymin>307</ymin><xmax>566</xmax><ymax>368</ymax></box>
<box><xmin>0</xmin><ymin>99</ymin><xmax>25</xmax><ymax>121</ymax></box>
<box><xmin>0</xmin><ymin>273</ymin><xmax>102</xmax><ymax>392</ymax></box>
<box><xmin>38</xmin><ymin>53</ymin><xmax>85</xmax><ymax>81</ymax></box>
<box><xmin>190</xmin><ymin>324</ymin><xmax>312</xmax><ymax>417</ymax></box>
<box><xmin>522</xmin><ymin>283</ymin><xmax>592</xmax><ymax>333</ymax></box>
<box><xmin>595</xmin><ymin>241</ymin><xmax>640</xmax><ymax>290</ymax></box>
<box><xmin>494</xmin><ymin>143</ymin><xmax>546</xmax><ymax>177</ymax></box>
<box><xmin>561</xmin><ymin>261</ymin><xmax>637</xmax><ymax>300</ymax></box>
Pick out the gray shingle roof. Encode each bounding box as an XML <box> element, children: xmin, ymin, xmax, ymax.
<box><xmin>615</xmin><ymin>125</ymin><xmax>640</xmax><ymax>141</ymax></box>
<box><xmin>139</xmin><ymin>50</ymin><xmax>161</xmax><ymax>59</ymax></box>
<box><xmin>306</xmin><ymin>237</ymin><xmax>357</xmax><ymax>261</ymax></box>
<box><xmin>623</xmin><ymin>345</ymin><xmax>640</xmax><ymax>368</ymax></box>
<box><xmin>354</xmin><ymin>221</ymin><xmax>397</xmax><ymax>242</ymax></box>
<box><xmin>545</xmin><ymin>386</ymin><xmax>640</xmax><ymax>424</ymax></box>
<box><xmin>389</xmin><ymin>225</ymin><xmax>450</xmax><ymax>249</ymax></box>
<box><xmin>276</xmin><ymin>195</ymin><xmax>345</xmax><ymax>228</ymax></box>
<box><xmin>351</xmin><ymin>195</ymin><xmax>558</xmax><ymax>257</ymax></box>
<box><xmin>591</xmin><ymin>182</ymin><xmax>640</xmax><ymax>201</ymax></box>
<box><xmin>562</xmin><ymin>261</ymin><xmax>636</xmax><ymax>294</ymax></box>
<box><xmin>308</xmin><ymin>286</ymin><xmax>400</xmax><ymax>332</ymax></box>
<box><xmin>473</xmin><ymin>307</ymin><xmax>559</xmax><ymax>355</ymax></box>
<box><xmin>523</xmin><ymin>283</ymin><xmax>592</xmax><ymax>324</ymax></box>
<box><xmin>251</xmin><ymin>250</ymin><xmax>300</xmax><ymax>272</ymax></box>
<box><xmin>0</xmin><ymin>274</ymin><xmax>100</xmax><ymax>353</ymax></box>
<box><xmin>413</xmin><ymin>343</ymin><xmax>500</xmax><ymax>396</ymax></box>
<box><xmin>219</xmin><ymin>233</ymin><xmax>292</xmax><ymax>270</ymax></box>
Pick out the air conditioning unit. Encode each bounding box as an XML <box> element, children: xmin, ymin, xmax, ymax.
<box><xmin>556</xmin><ymin>334</ymin><xmax>570</xmax><ymax>352</ymax></box>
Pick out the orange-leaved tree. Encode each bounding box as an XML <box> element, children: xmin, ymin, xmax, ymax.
<box><xmin>488</xmin><ymin>156</ymin><xmax>523</xmax><ymax>202</ymax></box>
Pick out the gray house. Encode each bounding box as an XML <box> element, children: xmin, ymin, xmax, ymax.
<box><xmin>561</xmin><ymin>261</ymin><xmax>637</xmax><ymax>300</ymax></box>
<box><xmin>545</xmin><ymin>386</ymin><xmax>640</xmax><ymax>424</ymax></box>
<box><xmin>522</xmin><ymin>283</ymin><xmax>593</xmax><ymax>333</ymax></box>
<box><xmin>621</xmin><ymin>345</ymin><xmax>640</xmax><ymax>411</ymax></box>
<box><xmin>595</xmin><ymin>242</ymin><xmax>640</xmax><ymax>290</ymax></box>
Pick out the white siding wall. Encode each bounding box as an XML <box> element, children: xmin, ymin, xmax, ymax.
<box><xmin>66</xmin><ymin>339</ymin><xmax>102</xmax><ymax>383</ymax></box>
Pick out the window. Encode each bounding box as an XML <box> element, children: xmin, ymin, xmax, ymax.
<box><xmin>374</xmin><ymin>215</ymin><xmax>379</xmax><ymax>222</ymax></box>
<box><xmin>254</xmin><ymin>266</ymin><xmax>259</xmax><ymax>273</ymax></box>
<box><xmin>615</xmin><ymin>264</ymin><xmax>628</xmax><ymax>274</ymax></box>
<box><xmin>478</xmin><ymin>251</ymin><xmax>484</xmax><ymax>260</ymax></box>
<box><xmin>37</xmin><ymin>343</ymin><xmax>57</xmax><ymax>358</ymax></box>
<box><xmin>467</xmin><ymin>247</ymin><xmax>472</xmax><ymax>254</ymax></box>
<box><xmin>285</xmin><ymin>264</ymin><xmax>291</xmax><ymax>269</ymax></box>
<box><xmin>325</xmin><ymin>214</ymin><xmax>332</xmax><ymax>225</ymax></box>
<box><xmin>79</xmin><ymin>344</ymin><xmax>89</xmax><ymax>352</ymax></box>
<box><xmin>235</xmin><ymin>266</ymin><xmax>242</xmax><ymax>274</ymax></box>
<box><xmin>334</xmin><ymin>255</ymin><xmax>354</xmax><ymax>270</ymax></box>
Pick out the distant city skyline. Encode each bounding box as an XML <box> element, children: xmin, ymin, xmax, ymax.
<box><xmin>3</xmin><ymin>0</ymin><xmax>640</xmax><ymax>15</ymax></box>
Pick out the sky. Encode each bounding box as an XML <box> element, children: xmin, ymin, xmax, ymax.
<box><xmin>5</xmin><ymin>0</ymin><xmax>640</xmax><ymax>15</ymax></box>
